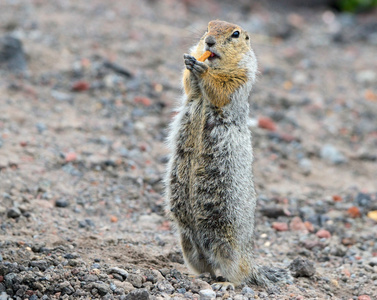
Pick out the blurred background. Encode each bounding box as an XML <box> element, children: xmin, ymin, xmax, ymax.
<box><xmin>0</xmin><ymin>0</ymin><xmax>377</xmax><ymax>299</ymax></box>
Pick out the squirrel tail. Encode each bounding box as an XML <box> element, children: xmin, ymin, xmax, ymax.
<box><xmin>248</xmin><ymin>265</ymin><xmax>293</xmax><ymax>292</ymax></box>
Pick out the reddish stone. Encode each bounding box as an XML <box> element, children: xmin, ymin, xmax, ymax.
<box><xmin>159</xmin><ymin>220</ymin><xmax>171</xmax><ymax>231</ymax></box>
<box><xmin>258</xmin><ymin>116</ymin><xmax>277</xmax><ymax>131</ymax></box>
<box><xmin>358</xmin><ymin>295</ymin><xmax>371</xmax><ymax>300</ymax></box>
<box><xmin>347</xmin><ymin>206</ymin><xmax>361</xmax><ymax>218</ymax></box>
<box><xmin>342</xmin><ymin>237</ymin><xmax>356</xmax><ymax>246</ymax></box>
<box><xmin>332</xmin><ymin>195</ymin><xmax>342</xmax><ymax>202</ymax></box>
<box><xmin>278</xmin><ymin>132</ymin><xmax>296</xmax><ymax>142</ymax></box>
<box><xmin>342</xmin><ymin>269</ymin><xmax>351</xmax><ymax>277</ymax></box>
<box><xmin>304</xmin><ymin>221</ymin><xmax>314</xmax><ymax>233</ymax></box>
<box><xmin>134</xmin><ymin>96</ymin><xmax>152</xmax><ymax>106</ymax></box>
<box><xmin>316</xmin><ymin>229</ymin><xmax>331</xmax><ymax>239</ymax></box>
<box><xmin>81</xmin><ymin>58</ymin><xmax>90</xmax><ymax>68</ymax></box>
<box><xmin>72</xmin><ymin>80</ymin><xmax>90</xmax><ymax>91</ymax></box>
<box><xmin>289</xmin><ymin>216</ymin><xmax>308</xmax><ymax>233</ymax></box>
<box><xmin>139</xmin><ymin>143</ymin><xmax>148</xmax><ymax>151</ymax></box>
<box><xmin>65</xmin><ymin>152</ymin><xmax>77</xmax><ymax>162</ymax></box>
<box><xmin>272</xmin><ymin>222</ymin><xmax>289</xmax><ymax>231</ymax></box>
<box><xmin>25</xmin><ymin>290</ymin><xmax>35</xmax><ymax>296</ymax></box>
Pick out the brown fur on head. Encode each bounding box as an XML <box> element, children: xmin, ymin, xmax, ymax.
<box><xmin>191</xmin><ymin>20</ymin><xmax>251</xmax><ymax>69</ymax></box>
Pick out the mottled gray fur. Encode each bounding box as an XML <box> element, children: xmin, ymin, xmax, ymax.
<box><xmin>165</xmin><ymin>44</ymin><xmax>291</xmax><ymax>291</ymax></box>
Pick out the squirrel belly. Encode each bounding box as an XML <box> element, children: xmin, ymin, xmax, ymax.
<box><xmin>165</xmin><ymin>20</ymin><xmax>292</xmax><ymax>290</ymax></box>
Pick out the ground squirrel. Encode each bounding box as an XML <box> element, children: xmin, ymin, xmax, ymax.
<box><xmin>165</xmin><ymin>20</ymin><xmax>292</xmax><ymax>291</ymax></box>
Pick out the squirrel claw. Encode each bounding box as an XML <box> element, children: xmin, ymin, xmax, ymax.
<box><xmin>184</xmin><ymin>54</ymin><xmax>208</xmax><ymax>76</ymax></box>
<box><xmin>211</xmin><ymin>282</ymin><xmax>235</xmax><ymax>292</ymax></box>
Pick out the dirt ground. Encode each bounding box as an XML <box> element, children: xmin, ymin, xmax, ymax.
<box><xmin>0</xmin><ymin>1</ymin><xmax>377</xmax><ymax>299</ymax></box>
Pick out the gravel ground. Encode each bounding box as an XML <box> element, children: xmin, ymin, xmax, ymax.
<box><xmin>0</xmin><ymin>1</ymin><xmax>377</xmax><ymax>299</ymax></box>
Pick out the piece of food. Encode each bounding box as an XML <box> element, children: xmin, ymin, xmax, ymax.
<box><xmin>198</xmin><ymin>51</ymin><xmax>212</xmax><ymax>62</ymax></box>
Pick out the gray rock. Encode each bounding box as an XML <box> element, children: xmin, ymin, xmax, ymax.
<box><xmin>320</xmin><ymin>144</ymin><xmax>347</xmax><ymax>164</ymax></box>
<box><xmin>158</xmin><ymin>268</ymin><xmax>170</xmax><ymax>277</ymax></box>
<box><xmin>91</xmin><ymin>282</ymin><xmax>110</xmax><ymax>296</ymax></box>
<box><xmin>289</xmin><ymin>257</ymin><xmax>316</xmax><ymax>277</ymax></box>
<box><xmin>260</xmin><ymin>206</ymin><xmax>290</xmax><ymax>218</ymax></box>
<box><xmin>125</xmin><ymin>288</ymin><xmax>150</xmax><ymax>300</ymax></box>
<box><xmin>356</xmin><ymin>70</ymin><xmax>377</xmax><ymax>85</ymax></box>
<box><xmin>36</xmin><ymin>122</ymin><xmax>47</xmax><ymax>133</ymax></box>
<box><xmin>356</xmin><ymin>192</ymin><xmax>372</xmax><ymax>208</ymax></box>
<box><xmin>241</xmin><ymin>286</ymin><xmax>255</xmax><ymax>296</ymax></box>
<box><xmin>51</xmin><ymin>90</ymin><xmax>73</xmax><ymax>102</ymax></box>
<box><xmin>299</xmin><ymin>158</ymin><xmax>312</xmax><ymax>175</ymax></box>
<box><xmin>84</xmin><ymin>274</ymin><xmax>98</xmax><ymax>282</ymax></box>
<box><xmin>31</xmin><ymin>242</ymin><xmax>46</xmax><ymax>253</ymax></box>
<box><xmin>79</xmin><ymin>219</ymin><xmax>95</xmax><ymax>228</ymax></box>
<box><xmin>113</xmin><ymin>280</ymin><xmax>134</xmax><ymax>293</ymax></box>
<box><xmin>368</xmin><ymin>257</ymin><xmax>377</xmax><ymax>267</ymax></box>
<box><xmin>299</xmin><ymin>206</ymin><xmax>316</xmax><ymax>219</ymax></box>
<box><xmin>199</xmin><ymin>289</ymin><xmax>216</xmax><ymax>300</ymax></box>
<box><xmin>63</xmin><ymin>252</ymin><xmax>80</xmax><ymax>259</ymax></box>
<box><xmin>156</xmin><ymin>280</ymin><xmax>174</xmax><ymax>294</ymax></box>
<box><xmin>30</xmin><ymin>260</ymin><xmax>48</xmax><ymax>271</ymax></box>
<box><xmin>58</xmin><ymin>281</ymin><xmax>74</xmax><ymax>295</ymax></box>
<box><xmin>7</xmin><ymin>207</ymin><xmax>21</xmax><ymax>218</ymax></box>
<box><xmin>55</xmin><ymin>198</ymin><xmax>69</xmax><ymax>208</ymax></box>
<box><xmin>138</xmin><ymin>213</ymin><xmax>163</xmax><ymax>230</ymax></box>
<box><xmin>4</xmin><ymin>273</ymin><xmax>19</xmax><ymax>288</ymax></box>
<box><xmin>91</xmin><ymin>263</ymin><xmax>100</xmax><ymax>269</ymax></box>
<box><xmin>109</xmin><ymin>267</ymin><xmax>129</xmax><ymax>280</ymax></box>
<box><xmin>0</xmin><ymin>292</ymin><xmax>10</xmax><ymax>300</ymax></box>
<box><xmin>127</xmin><ymin>274</ymin><xmax>144</xmax><ymax>288</ymax></box>
<box><xmin>0</xmin><ymin>36</ymin><xmax>27</xmax><ymax>73</ymax></box>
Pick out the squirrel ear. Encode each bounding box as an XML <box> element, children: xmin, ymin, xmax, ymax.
<box><xmin>245</xmin><ymin>34</ymin><xmax>250</xmax><ymax>40</ymax></box>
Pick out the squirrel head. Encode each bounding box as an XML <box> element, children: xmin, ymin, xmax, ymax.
<box><xmin>192</xmin><ymin>20</ymin><xmax>255</xmax><ymax>72</ymax></box>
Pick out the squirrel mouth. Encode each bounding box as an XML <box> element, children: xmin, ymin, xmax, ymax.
<box><xmin>208</xmin><ymin>52</ymin><xmax>220</xmax><ymax>60</ymax></box>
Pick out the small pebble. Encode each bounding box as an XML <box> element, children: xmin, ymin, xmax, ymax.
<box><xmin>241</xmin><ymin>286</ymin><xmax>255</xmax><ymax>296</ymax></box>
<box><xmin>127</xmin><ymin>274</ymin><xmax>144</xmax><ymax>288</ymax></box>
<box><xmin>7</xmin><ymin>207</ymin><xmax>21</xmax><ymax>218</ymax></box>
<box><xmin>156</xmin><ymin>280</ymin><xmax>174</xmax><ymax>294</ymax></box>
<box><xmin>320</xmin><ymin>144</ymin><xmax>347</xmax><ymax>164</ymax></box>
<box><xmin>109</xmin><ymin>267</ymin><xmax>129</xmax><ymax>279</ymax></box>
<box><xmin>55</xmin><ymin>198</ymin><xmax>69</xmax><ymax>208</ymax></box>
<box><xmin>30</xmin><ymin>260</ymin><xmax>48</xmax><ymax>271</ymax></box>
<box><xmin>125</xmin><ymin>288</ymin><xmax>150</xmax><ymax>300</ymax></box>
<box><xmin>316</xmin><ymin>229</ymin><xmax>331</xmax><ymax>239</ymax></box>
<box><xmin>289</xmin><ymin>257</ymin><xmax>316</xmax><ymax>277</ymax></box>
<box><xmin>290</xmin><ymin>216</ymin><xmax>309</xmax><ymax>233</ymax></box>
<box><xmin>36</xmin><ymin>122</ymin><xmax>47</xmax><ymax>133</ymax></box>
<box><xmin>369</xmin><ymin>257</ymin><xmax>377</xmax><ymax>267</ymax></box>
<box><xmin>358</xmin><ymin>296</ymin><xmax>371</xmax><ymax>300</ymax></box>
<box><xmin>272</xmin><ymin>222</ymin><xmax>289</xmax><ymax>231</ymax></box>
<box><xmin>199</xmin><ymin>289</ymin><xmax>216</xmax><ymax>300</ymax></box>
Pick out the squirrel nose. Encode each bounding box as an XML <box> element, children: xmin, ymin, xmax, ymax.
<box><xmin>205</xmin><ymin>36</ymin><xmax>216</xmax><ymax>47</ymax></box>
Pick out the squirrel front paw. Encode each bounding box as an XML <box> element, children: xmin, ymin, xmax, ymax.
<box><xmin>184</xmin><ymin>54</ymin><xmax>208</xmax><ymax>77</ymax></box>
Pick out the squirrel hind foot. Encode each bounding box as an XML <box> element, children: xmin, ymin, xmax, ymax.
<box><xmin>211</xmin><ymin>282</ymin><xmax>235</xmax><ymax>292</ymax></box>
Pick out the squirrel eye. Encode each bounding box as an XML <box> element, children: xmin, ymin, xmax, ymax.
<box><xmin>231</xmin><ymin>31</ymin><xmax>240</xmax><ymax>38</ymax></box>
